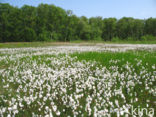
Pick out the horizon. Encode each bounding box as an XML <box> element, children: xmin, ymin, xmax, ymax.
<box><xmin>1</xmin><ymin>0</ymin><xmax>156</xmax><ymax>19</ymax></box>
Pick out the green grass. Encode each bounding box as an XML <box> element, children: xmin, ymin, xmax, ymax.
<box><xmin>70</xmin><ymin>40</ymin><xmax>156</xmax><ymax>44</ymax></box>
<box><xmin>71</xmin><ymin>51</ymin><xmax>156</xmax><ymax>114</ymax></box>
<box><xmin>70</xmin><ymin>50</ymin><xmax>156</xmax><ymax>71</ymax></box>
<box><xmin>0</xmin><ymin>40</ymin><xmax>156</xmax><ymax>48</ymax></box>
<box><xmin>0</xmin><ymin>42</ymin><xmax>60</xmax><ymax>48</ymax></box>
<box><xmin>0</xmin><ymin>48</ymin><xmax>155</xmax><ymax>116</ymax></box>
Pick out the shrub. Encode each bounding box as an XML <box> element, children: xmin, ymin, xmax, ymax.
<box><xmin>112</xmin><ymin>37</ymin><xmax>120</xmax><ymax>42</ymax></box>
<box><xmin>141</xmin><ymin>35</ymin><xmax>156</xmax><ymax>41</ymax></box>
<box><xmin>126</xmin><ymin>37</ymin><xmax>135</xmax><ymax>41</ymax></box>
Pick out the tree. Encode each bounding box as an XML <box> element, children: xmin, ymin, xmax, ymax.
<box><xmin>76</xmin><ymin>16</ymin><xmax>92</xmax><ymax>40</ymax></box>
<box><xmin>132</xmin><ymin>19</ymin><xmax>144</xmax><ymax>40</ymax></box>
<box><xmin>145</xmin><ymin>18</ymin><xmax>156</xmax><ymax>36</ymax></box>
<box><xmin>0</xmin><ymin>3</ymin><xmax>155</xmax><ymax>42</ymax></box>
<box><xmin>0</xmin><ymin>3</ymin><xmax>13</xmax><ymax>42</ymax></box>
<box><xmin>20</xmin><ymin>27</ymin><xmax>36</xmax><ymax>42</ymax></box>
<box><xmin>102</xmin><ymin>18</ymin><xmax>117</xmax><ymax>41</ymax></box>
<box><xmin>89</xmin><ymin>17</ymin><xmax>103</xmax><ymax>40</ymax></box>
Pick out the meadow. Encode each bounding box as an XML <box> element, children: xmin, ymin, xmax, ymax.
<box><xmin>0</xmin><ymin>44</ymin><xmax>156</xmax><ymax>117</ymax></box>
<box><xmin>0</xmin><ymin>41</ymin><xmax>156</xmax><ymax>48</ymax></box>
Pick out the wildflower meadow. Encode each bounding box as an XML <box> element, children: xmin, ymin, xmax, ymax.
<box><xmin>0</xmin><ymin>44</ymin><xmax>155</xmax><ymax>117</ymax></box>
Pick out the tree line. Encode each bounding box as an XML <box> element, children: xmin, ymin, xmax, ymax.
<box><xmin>0</xmin><ymin>3</ymin><xmax>156</xmax><ymax>42</ymax></box>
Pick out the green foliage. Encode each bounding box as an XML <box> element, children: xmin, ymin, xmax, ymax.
<box><xmin>102</xmin><ymin>18</ymin><xmax>117</xmax><ymax>41</ymax></box>
<box><xmin>38</xmin><ymin>31</ymin><xmax>50</xmax><ymax>41</ymax></box>
<box><xmin>126</xmin><ymin>37</ymin><xmax>135</xmax><ymax>41</ymax></box>
<box><xmin>23</xmin><ymin>27</ymin><xmax>37</xmax><ymax>42</ymax></box>
<box><xmin>0</xmin><ymin>3</ymin><xmax>156</xmax><ymax>42</ymax></box>
<box><xmin>112</xmin><ymin>37</ymin><xmax>120</xmax><ymax>42</ymax></box>
<box><xmin>141</xmin><ymin>35</ymin><xmax>156</xmax><ymax>41</ymax></box>
<box><xmin>145</xmin><ymin>18</ymin><xmax>156</xmax><ymax>36</ymax></box>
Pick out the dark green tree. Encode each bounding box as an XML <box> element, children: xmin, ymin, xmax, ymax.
<box><xmin>102</xmin><ymin>18</ymin><xmax>117</xmax><ymax>41</ymax></box>
<box><xmin>145</xmin><ymin>18</ymin><xmax>156</xmax><ymax>36</ymax></box>
<box><xmin>0</xmin><ymin>3</ymin><xmax>156</xmax><ymax>42</ymax></box>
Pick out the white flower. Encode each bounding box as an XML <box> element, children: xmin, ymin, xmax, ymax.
<box><xmin>128</xmin><ymin>81</ymin><xmax>135</xmax><ymax>87</ymax></box>
<box><xmin>56</xmin><ymin>111</ymin><xmax>60</xmax><ymax>116</ymax></box>
<box><xmin>53</xmin><ymin>105</ymin><xmax>57</xmax><ymax>112</ymax></box>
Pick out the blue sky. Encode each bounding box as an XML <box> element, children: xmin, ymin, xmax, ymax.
<box><xmin>1</xmin><ymin>0</ymin><xmax>156</xmax><ymax>19</ymax></box>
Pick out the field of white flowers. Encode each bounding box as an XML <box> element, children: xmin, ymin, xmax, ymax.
<box><xmin>0</xmin><ymin>44</ymin><xmax>156</xmax><ymax>117</ymax></box>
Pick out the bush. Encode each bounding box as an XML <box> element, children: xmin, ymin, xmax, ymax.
<box><xmin>112</xmin><ymin>37</ymin><xmax>121</xmax><ymax>42</ymax></box>
<box><xmin>93</xmin><ymin>37</ymin><xmax>102</xmax><ymax>41</ymax></box>
<box><xmin>126</xmin><ymin>37</ymin><xmax>135</xmax><ymax>41</ymax></box>
<box><xmin>141</xmin><ymin>35</ymin><xmax>156</xmax><ymax>41</ymax></box>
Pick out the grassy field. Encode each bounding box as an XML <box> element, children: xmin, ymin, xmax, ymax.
<box><xmin>0</xmin><ymin>40</ymin><xmax>156</xmax><ymax>48</ymax></box>
<box><xmin>0</xmin><ymin>45</ymin><xmax>155</xmax><ymax>116</ymax></box>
